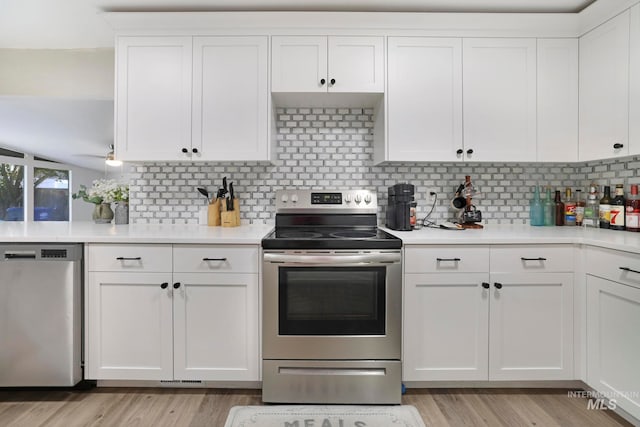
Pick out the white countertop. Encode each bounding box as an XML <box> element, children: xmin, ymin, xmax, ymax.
<box><xmin>382</xmin><ymin>224</ymin><xmax>640</xmax><ymax>255</ymax></box>
<box><xmin>0</xmin><ymin>221</ymin><xmax>274</xmax><ymax>244</ymax></box>
<box><xmin>1</xmin><ymin>221</ymin><xmax>639</xmax><ymax>254</ymax></box>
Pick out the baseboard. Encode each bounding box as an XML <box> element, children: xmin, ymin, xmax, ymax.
<box><xmin>96</xmin><ymin>380</ymin><xmax>262</xmax><ymax>389</ymax></box>
<box><xmin>403</xmin><ymin>380</ymin><xmax>585</xmax><ymax>389</ymax></box>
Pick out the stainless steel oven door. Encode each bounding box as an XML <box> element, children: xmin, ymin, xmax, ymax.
<box><xmin>263</xmin><ymin>250</ymin><xmax>402</xmax><ymax>360</ymax></box>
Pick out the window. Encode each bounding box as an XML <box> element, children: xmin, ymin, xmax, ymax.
<box><xmin>34</xmin><ymin>168</ymin><xmax>69</xmax><ymax>221</ymax></box>
<box><xmin>0</xmin><ymin>163</ymin><xmax>25</xmax><ymax>221</ymax></box>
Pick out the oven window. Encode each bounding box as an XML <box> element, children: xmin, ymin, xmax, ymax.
<box><xmin>278</xmin><ymin>267</ymin><xmax>386</xmax><ymax>335</ymax></box>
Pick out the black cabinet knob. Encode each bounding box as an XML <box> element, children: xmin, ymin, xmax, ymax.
<box><xmin>466</xmin><ymin>149</ymin><xmax>474</xmax><ymax>155</ymax></box>
<box><xmin>613</xmin><ymin>143</ymin><xmax>624</xmax><ymax>149</ymax></box>
<box><xmin>192</xmin><ymin>148</ymin><xmax>198</xmax><ymax>154</ymax></box>
<box><xmin>181</xmin><ymin>148</ymin><xmax>188</xmax><ymax>153</ymax></box>
<box><xmin>173</xmin><ymin>282</ymin><xmax>181</xmax><ymax>289</ymax></box>
<box><xmin>160</xmin><ymin>282</ymin><xmax>168</xmax><ymax>289</ymax></box>
<box><xmin>456</xmin><ymin>149</ymin><xmax>464</xmax><ymax>155</ymax></box>
<box><xmin>330</xmin><ymin>78</ymin><xmax>336</xmax><ymax>85</ymax></box>
<box><xmin>320</xmin><ymin>78</ymin><xmax>326</xmax><ymax>85</ymax></box>
<box><xmin>482</xmin><ymin>282</ymin><xmax>490</xmax><ymax>289</ymax></box>
<box><xmin>494</xmin><ymin>282</ymin><xmax>503</xmax><ymax>289</ymax></box>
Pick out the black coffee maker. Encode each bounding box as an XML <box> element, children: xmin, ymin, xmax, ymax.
<box><xmin>386</xmin><ymin>183</ymin><xmax>415</xmax><ymax>231</ymax></box>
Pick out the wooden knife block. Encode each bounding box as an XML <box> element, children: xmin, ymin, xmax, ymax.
<box><xmin>207</xmin><ymin>199</ymin><xmax>222</xmax><ymax>226</ymax></box>
<box><xmin>221</xmin><ymin>198</ymin><xmax>240</xmax><ymax>227</ymax></box>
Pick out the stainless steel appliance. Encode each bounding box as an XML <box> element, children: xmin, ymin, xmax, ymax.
<box><xmin>0</xmin><ymin>243</ymin><xmax>83</xmax><ymax>387</ymax></box>
<box><xmin>386</xmin><ymin>183</ymin><xmax>415</xmax><ymax>231</ymax></box>
<box><xmin>261</xmin><ymin>189</ymin><xmax>402</xmax><ymax>404</ymax></box>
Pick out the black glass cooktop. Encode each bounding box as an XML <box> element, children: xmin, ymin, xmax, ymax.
<box><xmin>261</xmin><ymin>227</ymin><xmax>402</xmax><ymax>250</ymax></box>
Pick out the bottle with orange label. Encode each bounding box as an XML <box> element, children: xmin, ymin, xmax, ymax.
<box><xmin>564</xmin><ymin>188</ymin><xmax>577</xmax><ymax>226</ymax></box>
<box><xmin>610</xmin><ymin>184</ymin><xmax>626</xmax><ymax>231</ymax></box>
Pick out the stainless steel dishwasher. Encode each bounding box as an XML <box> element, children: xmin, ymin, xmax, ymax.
<box><xmin>0</xmin><ymin>243</ymin><xmax>83</xmax><ymax>387</ymax></box>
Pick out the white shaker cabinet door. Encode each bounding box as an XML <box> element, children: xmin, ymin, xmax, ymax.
<box><xmin>537</xmin><ymin>39</ymin><xmax>579</xmax><ymax>163</ymax></box>
<box><xmin>271</xmin><ymin>36</ymin><xmax>327</xmax><ymax>92</ymax></box>
<box><xmin>115</xmin><ymin>36</ymin><xmax>193</xmax><ymax>161</ymax></box>
<box><xmin>173</xmin><ymin>273</ymin><xmax>259</xmax><ymax>381</ymax></box>
<box><xmin>463</xmin><ymin>38</ymin><xmax>537</xmax><ymax>162</ymax></box>
<box><xmin>629</xmin><ymin>4</ymin><xmax>640</xmax><ymax>156</ymax></box>
<box><xmin>489</xmin><ymin>272</ymin><xmax>574</xmax><ymax>381</ymax></box>
<box><xmin>587</xmin><ymin>275</ymin><xmax>640</xmax><ymax>420</ymax></box>
<box><xmin>193</xmin><ymin>36</ymin><xmax>269</xmax><ymax>161</ymax></box>
<box><xmin>579</xmin><ymin>11</ymin><xmax>630</xmax><ymax>161</ymax></box>
<box><xmin>403</xmin><ymin>273</ymin><xmax>490</xmax><ymax>381</ymax></box>
<box><xmin>328</xmin><ymin>36</ymin><xmax>384</xmax><ymax>93</ymax></box>
<box><xmin>387</xmin><ymin>37</ymin><xmax>463</xmax><ymax>162</ymax></box>
<box><xmin>86</xmin><ymin>272</ymin><xmax>174</xmax><ymax>380</ymax></box>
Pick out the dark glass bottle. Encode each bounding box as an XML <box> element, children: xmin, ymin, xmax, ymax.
<box><xmin>599</xmin><ymin>186</ymin><xmax>612</xmax><ymax>229</ymax></box>
<box><xmin>554</xmin><ymin>190</ymin><xmax>564</xmax><ymax>226</ymax></box>
<box><xmin>610</xmin><ymin>184</ymin><xmax>626</xmax><ymax>231</ymax></box>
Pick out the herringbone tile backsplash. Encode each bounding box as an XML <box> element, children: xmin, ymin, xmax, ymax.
<box><xmin>129</xmin><ymin>107</ymin><xmax>640</xmax><ymax>225</ymax></box>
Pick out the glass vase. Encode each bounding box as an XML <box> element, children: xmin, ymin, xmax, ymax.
<box><xmin>93</xmin><ymin>203</ymin><xmax>114</xmax><ymax>224</ymax></box>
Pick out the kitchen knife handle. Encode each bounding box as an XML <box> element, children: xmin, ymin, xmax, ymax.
<box><xmin>203</xmin><ymin>258</ymin><xmax>227</xmax><ymax>262</ymax></box>
<box><xmin>436</xmin><ymin>257</ymin><xmax>461</xmax><ymax>262</ymax></box>
<box><xmin>520</xmin><ymin>257</ymin><xmax>547</xmax><ymax>261</ymax></box>
<box><xmin>619</xmin><ymin>266</ymin><xmax>640</xmax><ymax>274</ymax></box>
<box><xmin>116</xmin><ymin>257</ymin><xmax>141</xmax><ymax>261</ymax></box>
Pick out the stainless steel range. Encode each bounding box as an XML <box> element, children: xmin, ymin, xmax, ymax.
<box><xmin>261</xmin><ymin>189</ymin><xmax>402</xmax><ymax>404</ymax></box>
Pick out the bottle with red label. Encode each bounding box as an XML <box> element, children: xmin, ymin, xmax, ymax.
<box><xmin>610</xmin><ymin>184</ymin><xmax>626</xmax><ymax>231</ymax></box>
<box><xmin>625</xmin><ymin>184</ymin><xmax>640</xmax><ymax>232</ymax></box>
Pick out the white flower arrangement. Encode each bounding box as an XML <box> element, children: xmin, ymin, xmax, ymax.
<box><xmin>73</xmin><ymin>179</ymin><xmax>129</xmax><ymax>204</ymax></box>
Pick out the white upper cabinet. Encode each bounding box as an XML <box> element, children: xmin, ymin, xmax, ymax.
<box><xmin>463</xmin><ymin>38</ymin><xmax>537</xmax><ymax>162</ymax></box>
<box><xmin>537</xmin><ymin>39</ymin><xmax>579</xmax><ymax>163</ymax></box>
<box><xmin>630</xmin><ymin>4</ymin><xmax>640</xmax><ymax>157</ymax></box>
<box><xmin>192</xmin><ymin>36</ymin><xmax>269</xmax><ymax>161</ymax></box>
<box><xmin>579</xmin><ymin>11</ymin><xmax>630</xmax><ymax>161</ymax></box>
<box><xmin>387</xmin><ymin>37</ymin><xmax>463</xmax><ymax>162</ymax></box>
<box><xmin>116</xmin><ymin>36</ymin><xmax>193</xmax><ymax>161</ymax></box>
<box><xmin>271</xmin><ymin>36</ymin><xmax>384</xmax><ymax>93</ymax></box>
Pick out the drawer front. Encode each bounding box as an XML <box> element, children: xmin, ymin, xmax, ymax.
<box><xmin>586</xmin><ymin>246</ymin><xmax>640</xmax><ymax>289</ymax></box>
<box><xmin>173</xmin><ymin>245</ymin><xmax>258</xmax><ymax>273</ymax></box>
<box><xmin>490</xmin><ymin>245</ymin><xmax>573</xmax><ymax>273</ymax></box>
<box><xmin>88</xmin><ymin>244</ymin><xmax>172</xmax><ymax>272</ymax></box>
<box><xmin>405</xmin><ymin>246</ymin><xmax>489</xmax><ymax>273</ymax></box>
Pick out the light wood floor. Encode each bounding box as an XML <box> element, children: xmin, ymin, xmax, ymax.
<box><xmin>0</xmin><ymin>387</ymin><xmax>633</xmax><ymax>427</ymax></box>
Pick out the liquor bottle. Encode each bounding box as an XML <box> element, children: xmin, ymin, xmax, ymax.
<box><xmin>554</xmin><ymin>190</ymin><xmax>565</xmax><ymax>226</ymax></box>
<box><xmin>564</xmin><ymin>188</ymin><xmax>577</xmax><ymax>226</ymax></box>
<box><xmin>575</xmin><ymin>189</ymin><xmax>585</xmax><ymax>226</ymax></box>
<box><xmin>625</xmin><ymin>184</ymin><xmax>640</xmax><ymax>232</ymax></box>
<box><xmin>583</xmin><ymin>184</ymin><xmax>599</xmax><ymax>228</ymax></box>
<box><xmin>529</xmin><ymin>186</ymin><xmax>544</xmax><ymax>226</ymax></box>
<box><xmin>543</xmin><ymin>187</ymin><xmax>555</xmax><ymax>226</ymax></box>
<box><xmin>610</xmin><ymin>184</ymin><xmax>626</xmax><ymax>231</ymax></box>
<box><xmin>599</xmin><ymin>186</ymin><xmax>612</xmax><ymax>229</ymax></box>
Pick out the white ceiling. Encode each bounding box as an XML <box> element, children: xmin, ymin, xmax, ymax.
<box><xmin>0</xmin><ymin>0</ymin><xmax>595</xmax><ymax>171</ymax></box>
<box><xmin>0</xmin><ymin>0</ymin><xmax>596</xmax><ymax>49</ymax></box>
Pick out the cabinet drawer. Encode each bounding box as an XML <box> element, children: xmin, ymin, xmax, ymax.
<box><xmin>405</xmin><ymin>246</ymin><xmax>489</xmax><ymax>273</ymax></box>
<box><xmin>490</xmin><ymin>245</ymin><xmax>573</xmax><ymax>273</ymax></box>
<box><xmin>88</xmin><ymin>244</ymin><xmax>172</xmax><ymax>272</ymax></box>
<box><xmin>586</xmin><ymin>246</ymin><xmax>640</xmax><ymax>289</ymax></box>
<box><xmin>173</xmin><ymin>245</ymin><xmax>258</xmax><ymax>273</ymax></box>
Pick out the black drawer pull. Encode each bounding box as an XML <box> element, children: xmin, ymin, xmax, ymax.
<box><xmin>520</xmin><ymin>257</ymin><xmax>547</xmax><ymax>261</ymax></box>
<box><xmin>437</xmin><ymin>258</ymin><xmax>461</xmax><ymax>262</ymax></box>
<box><xmin>203</xmin><ymin>257</ymin><xmax>227</xmax><ymax>261</ymax></box>
<box><xmin>494</xmin><ymin>282</ymin><xmax>503</xmax><ymax>289</ymax></box>
<box><xmin>482</xmin><ymin>282</ymin><xmax>490</xmax><ymax>289</ymax></box>
<box><xmin>619</xmin><ymin>267</ymin><xmax>640</xmax><ymax>274</ymax></box>
<box><xmin>116</xmin><ymin>257</ymin><xmax>141</xmax><ymax>261</ymax></box>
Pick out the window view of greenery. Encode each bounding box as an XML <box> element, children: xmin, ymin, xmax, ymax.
<box><xmin>0</xmin><ymin>163</ymin><xmax>25</xmax><ymax>221</ymax></box>
<box><xmin>34</xmin><ymin>168</ymin><xmax>70</xmax><ymax>221</ymax></box>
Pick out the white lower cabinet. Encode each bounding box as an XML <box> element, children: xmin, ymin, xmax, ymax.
<box><xmin>86</xmin><ymin>244</ymin><xmax>259</xmax><ymax>382</ymax></box>
<box><xmin>403</xmin><ymin>245</ymin><xmax>574</xmax><ymax>382</ymax></box>
<box><xmin>586</xmin><ymin>275</ymin><xmax>640</xmax><ymax>420</ymax></box>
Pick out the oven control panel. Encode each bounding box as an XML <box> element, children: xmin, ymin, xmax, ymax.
<box><xmin>276</xmin><ymin>189</ymin><xmax>377</xmax><ymax>213</ymax></box>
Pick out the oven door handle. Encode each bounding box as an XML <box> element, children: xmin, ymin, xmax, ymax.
<box><xmin>264</xmin><ymin>252</ymin><xmax>401</xmax><ymax>265</ymax></box>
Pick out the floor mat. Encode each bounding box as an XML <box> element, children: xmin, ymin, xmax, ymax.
<box><xmin>224</xmin><ymin>405</ymin><xmax>426</xmax><ymax>427</ymax></box>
